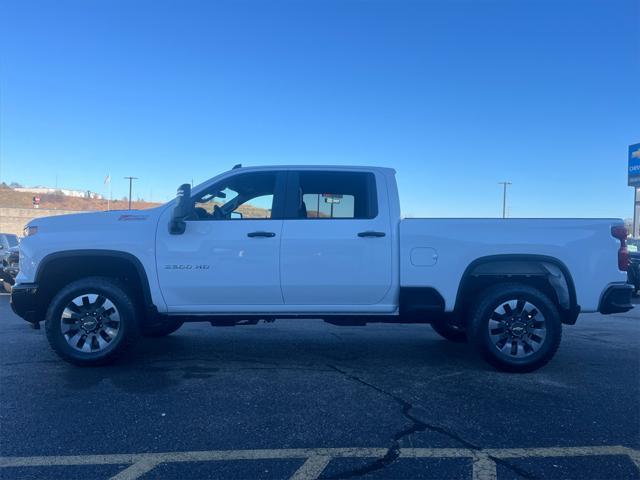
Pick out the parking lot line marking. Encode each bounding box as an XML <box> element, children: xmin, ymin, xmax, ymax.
<box><xmin>109</xmin><ymin>459</ymin><xmax>159</xmax><ymax>480</ymax></box>
<box><xmin>484</xmin><ymin>445</ymin><xmax>630</xmax><ymax>458</ymax></box>
<box><xmin>399</xmin><ymin>448</ymin><xmax>475</xmax><ymax>458</ymax></box>
<box><xmin>289</xmin><ymin>456</ymin><xmax>332</xmax><ymax>480</ymax></box>
<box><xmin>0</xmin><ymin>445</ymin><xmax>638</xmax><ymax>480</ymax></box>
<box><xmin>471</xmin><ymin>453</ymin><xmax>497</xmax><ymax>480</ymax></box>
<box><xmin>626</xmin><ymin>447</ymin><xmax>640</xmax><ymax>471</ymax></box>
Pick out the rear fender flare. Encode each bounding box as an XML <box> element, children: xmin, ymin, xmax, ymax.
<box><xmin>455</xmin><ymin>254</ymin><xmax>578</xmax><ymax>314</ymax></box>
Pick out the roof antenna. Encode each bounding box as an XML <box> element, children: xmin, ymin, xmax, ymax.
<box><xmin>232</xmin><ymin>164</ymin><xmax>242</xmax><ymax>170</ymax></box>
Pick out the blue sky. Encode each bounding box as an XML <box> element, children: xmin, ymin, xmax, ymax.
<box><xmin>0</xmin><ymin>0</ymin><xmax>638</xmax><ymax>217</ymax></box>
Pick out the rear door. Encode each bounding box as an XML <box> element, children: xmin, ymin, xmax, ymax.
<box><xmin>280</xmin><ymin>170</ymin><xmax>393</xmax><ymax>307</ymax></box>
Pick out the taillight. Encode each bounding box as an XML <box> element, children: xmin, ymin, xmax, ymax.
<box><xmin>611</xmin><ymin>226</ymin><xmax>629</xmax><ymax>271</ymax></box>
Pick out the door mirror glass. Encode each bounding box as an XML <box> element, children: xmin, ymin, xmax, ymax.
<box><xmin>169</xmin><ymin>183</ymin><xmax>194</xmax><ymax>235</ymax></box>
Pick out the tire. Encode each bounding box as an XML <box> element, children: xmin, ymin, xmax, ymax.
<box><xmin>141</xmin><ymin>318</ymin><xmax>184</xmax><ymax>337</ymax></box>
<box><xmin>430</xmin><ymin>318</ymin><xmax>467</xmax><ymax>343</ymax></box>
<box><xmin>45</xmin><ymin>277</ymin><xmax>140</xmax><ymax>366</ymax></box>
<box><xmin>468</xmin><ymin>283</ymin><xmax>562</xmax><ymax>373</ymax></box>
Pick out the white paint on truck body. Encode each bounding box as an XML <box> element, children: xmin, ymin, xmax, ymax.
<box><xmin>16</xmin><ymin>165</ymin><xmax>626</xmax><ymax>316</ymax></box>
<box><xmin>399</xmin><ymin>217</ymin><xmax>626</xmax><ymax>312</ymax></box>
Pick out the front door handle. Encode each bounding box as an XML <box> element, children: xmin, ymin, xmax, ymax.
<box><xmin>247</xmin><ymin>231</ymin><xmax>276</xmax><ymax>238</ymax></box>
<box><xmin>357</xmin><ymin>231</ymin><xmax>386</xmax><ymax>238</ymax></box>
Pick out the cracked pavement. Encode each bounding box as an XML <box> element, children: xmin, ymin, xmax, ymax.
<box><xmin>324</xmin><ymin>365</ymin><xmax>535</xmax><ymax>480</ymax></box>
<box><xmin>0</xmin><ymin>294</ymin><xmax>639</xmax><ymax>479</ymax></box>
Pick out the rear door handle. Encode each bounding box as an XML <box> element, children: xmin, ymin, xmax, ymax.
<box><xmin>357</xmin><ymin>231</ymin><xmax>386</xmax><ymax>238</ymax></box>
<box><xmin>247</xmin><ymin>231</ymin><xmax>276</xmax><ymax>238</ymax></box>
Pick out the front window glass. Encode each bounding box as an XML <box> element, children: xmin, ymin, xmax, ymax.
<box><xmin>193</xmin><ymin>172</ymin><xmax>276</xmax><ymax>220</ymax></box>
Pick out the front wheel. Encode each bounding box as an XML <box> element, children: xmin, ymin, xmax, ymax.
<box><xmin>45</xmin><ymin>277</ymin><xmax>140</xmax><ymax>366</ymax></box>
<box><xmin>468</xmin><ymin>283</ymin><xmax>562</xmax><ymax>373</ymax></box>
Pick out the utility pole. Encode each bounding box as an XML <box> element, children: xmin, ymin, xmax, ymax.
<box><xmin>498</xmin><ymin>181</ymin><xmax>512</xmax><ymax>218</ymax></box>
<box><xmin>124</xmin><ymin>176</ymin><xmax>138</xmax><ymax>210</ymax></box>
<box><xmin>634</xmin><ymin>187</ymin><xmax>639</xmax><ymax>238</ymax></box>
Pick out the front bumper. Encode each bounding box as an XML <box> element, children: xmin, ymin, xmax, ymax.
<box><xmin>10</xmin><ymin>283</ymin><xmax>40</xmax><ymax>324</ymax></box>
<box><xmin>599</xmin><ymin>283</ymin><xmax>634</xmax><ymax>315</ymax></box>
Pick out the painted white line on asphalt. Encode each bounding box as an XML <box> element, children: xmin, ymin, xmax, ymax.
<box><xmin>400</xmin><ymin>448</ymin><xmax>475</xmax><ymax>458</ymax></box>
<box><xmin>289</xmin><ymin>456</ymin><xmax>332</xmax><ymax>480</ymax></box>
<box><xmin>471</xmin><ymin>453</ymin><xmax>497</xmax><ymax>480</ymax></box>
<box><xmin>0</xmin><ymin>448</ymin><xmax>386</xmax><ymax>467</ymax></box>
<box><xmin>109</xmin><ymin>459</ymin><xmax>159</xmax><ymax>480</ymax></box>
<box><xmin>485</xmin><ymin>445</ymin><xmax>631</xmax><ymax>458</ymax></box>
<box><xmin>0</xmin><ymin>445</ymin><xmax>637</xmax><ymax>480</ymax></box>
<box><xmin>626</xmin><ymin>447</ymin><xmax>640</xmax><ymax>471</ymax></box>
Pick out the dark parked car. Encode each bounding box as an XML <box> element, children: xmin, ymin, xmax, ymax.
<box><xmin>627</xmin><ymin>238</ymin><xmax>640</xmax><ymax>296</ymax></box>
<box><xmin>0</xmin><ymin>233</ymin><xmax>19</xmax><ymax>292</ymax></box>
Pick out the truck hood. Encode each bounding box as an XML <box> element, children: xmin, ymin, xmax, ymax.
<box><xmin>27</xmin><ymin>207</ymin><xmax>166</xmax><ymax>233</ymax></box>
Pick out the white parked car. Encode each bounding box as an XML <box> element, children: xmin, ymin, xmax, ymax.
<box><xmin>11</xmin><ymin>165</ymin><xmax>632</xmax><ymax>371</ymax></box>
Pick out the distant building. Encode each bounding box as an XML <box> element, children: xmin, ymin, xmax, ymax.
<box><xmin>13</xmin><ymin>186</ymin><xmax>103</xmax><ymax>200</ymax></box>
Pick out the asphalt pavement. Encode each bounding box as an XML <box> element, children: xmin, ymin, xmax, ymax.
<box><xmin>0</xmin><ymin>293</ymin><xmax>638</xmax><ymax>479</ymax></box>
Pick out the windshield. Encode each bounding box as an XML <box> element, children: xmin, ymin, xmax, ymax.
<box><xmin>5</xmin><ymin>235</ymin><xmax>18</xmax><ymax>247</ymax></box>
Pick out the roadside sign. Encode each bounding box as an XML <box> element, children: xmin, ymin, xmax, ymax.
<box><xmin>322</xmin><ymin>193</ymin><xmax>343</xmax><ymax>204</ymax></box>
<box><xmin>628</xmin><ymin>143</ymin><xmax>640</xmax><ymax>186</ymax></box>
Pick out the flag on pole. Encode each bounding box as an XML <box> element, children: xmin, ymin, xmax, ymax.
<box><xmin>104</xmin><ymin>174</ymin><xmax>112</xmax><ymax>211</ymax></box>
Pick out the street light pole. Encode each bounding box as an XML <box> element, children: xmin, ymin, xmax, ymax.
<box><xmin>634</xmin><ymin>187</ymin><xmax>639</xmax><ymax>238</ymax></box>
<box><xmin>498</xmin><ymin>181</ymin><xmax>512</xmax><ymax>218</ymax></box>
<box><xmin>124</xmin><ymin>176</ymin><xmax>138</xmax><ymax>210</ymax></box>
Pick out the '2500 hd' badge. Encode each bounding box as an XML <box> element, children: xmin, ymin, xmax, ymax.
<box><xmin>164</xmin><ymin>264</ymin><xmax>210</xmax><ymax>270</ymax></box>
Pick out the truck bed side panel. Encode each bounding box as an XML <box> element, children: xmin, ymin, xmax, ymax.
<box><xmin>399</xmin><ymin>218</ymin><xmax>626</xmax><ymax>312</ymax></box>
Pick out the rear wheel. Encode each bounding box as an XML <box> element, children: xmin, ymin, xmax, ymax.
<box><xmin>430</xmin><ymin>318</ymin><xmax>467</xmax><ymax>343</ymax></box>
<box><xmin>468</xmin><ymin>283</ymin><xmax>562</xmax><ymax>373</ymax></box>
<box><xmin>45</xmin><ymin>277</ymin><xmax>140</xmax><ymax>366</ymax></box>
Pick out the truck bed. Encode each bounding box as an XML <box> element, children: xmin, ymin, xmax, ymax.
<box><xmin>399</xmin><ymin>218</ymin><xmax>627</xmax><ymax>312</ymax></box>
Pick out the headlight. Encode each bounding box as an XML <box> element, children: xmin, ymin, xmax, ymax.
<box><xmin>23</xmin><ymin>225</ymin><xmax>38</xmax><ymax>237</ymax></box>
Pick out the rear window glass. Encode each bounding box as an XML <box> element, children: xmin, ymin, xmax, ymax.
<box><xmin>296</xmin><ymin>172</ymin><xmax>377</xmax><ymax>219</ymax></box>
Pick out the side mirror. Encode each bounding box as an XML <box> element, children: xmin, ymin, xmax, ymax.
<box><xmin>169</xmin><ymin>183</ymin><xmax>194</xmax><ymax>235</ymax></box>
<box><xmin>230</xmin><ymin>211</ymin><xmax>243</xmax><ymax>219</ymax></box>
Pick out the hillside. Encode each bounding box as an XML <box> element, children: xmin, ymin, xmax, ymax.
<box><xmin>0</xmin><ymin>184</ymin><xmax>161</xmax><ymax>211</ymax></box>
<box><xmin>0</xmin><ymin>184</ymin><xmax>273</xmax><ymax>217</ymax></box>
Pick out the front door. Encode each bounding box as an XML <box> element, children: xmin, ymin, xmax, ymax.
<box><xmin>156</xmin><ymin>170</ymin><xmax>286</xmax><ymax>312</ymax></box>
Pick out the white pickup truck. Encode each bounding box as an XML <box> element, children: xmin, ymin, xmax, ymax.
<box><xmin>11</xmin><ymin>165</ymin><xmax>632</xmax><ymax>371</ymax></box>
